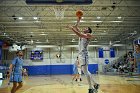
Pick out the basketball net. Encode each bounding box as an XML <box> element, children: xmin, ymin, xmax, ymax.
<box><xmin>53</xmin><ymin>6</ymin><xmax>66</xmax><ymax>20</ymax></box>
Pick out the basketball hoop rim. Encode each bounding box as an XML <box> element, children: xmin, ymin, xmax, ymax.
<box><xmin>53</xmin><ymin>6</ymin><xmax>67</xmax><ymax>20</ymax></box>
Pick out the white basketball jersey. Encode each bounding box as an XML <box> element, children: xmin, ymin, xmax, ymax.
<box><xmin>78</xmin><ymin>37</ymin><xmax>89</xmax><ymax>53</ymax></box>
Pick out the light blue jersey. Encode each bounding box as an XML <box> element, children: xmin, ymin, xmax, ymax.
<box><xmin>134</xmin><ymin>52</ymin><xmax>140</xmax><ymax>74</ymax></box>
<box><xmin>10</xmin><ymin>57</ymin><xmax>23</xmax><ymax>82</ymax></box>
<box><xmin>12</xmin><ymin>57</ymin><xmax>23</xmax><ymax>75</ymax></box>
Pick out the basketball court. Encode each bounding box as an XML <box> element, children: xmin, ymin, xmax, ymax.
<box><xmin>0</xmin><ymin>75</ymin><xmax>140</xmax><ymax>93</ymax></box>
<box><xmin>0</xmin><ymin>0</ymin><xmax>140</xmax><ymax>93</ymax></box>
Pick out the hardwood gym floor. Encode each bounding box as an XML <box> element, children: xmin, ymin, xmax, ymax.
<box><xmin>0</xmin><ymin>75</ymin><xmax>140</xmax><ymax>93</ymax></box>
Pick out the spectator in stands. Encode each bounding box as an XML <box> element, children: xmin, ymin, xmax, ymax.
<box><xmin>127</xmin><ymin>52</ymin><xmax>134</xmax><ymax>74</ymax></box>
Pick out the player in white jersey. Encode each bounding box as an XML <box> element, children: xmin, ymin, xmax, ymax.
<box><xmin>68</xmin><ymin>18</ymin><xmax>99</xmax><ymax>93</ymax></box>
<box><xmin>72</xmin><ymin>56</ymin><xmax>82</xmax><ymax>85</ymax></box>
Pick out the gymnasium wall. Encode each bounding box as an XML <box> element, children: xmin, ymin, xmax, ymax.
<box><xmin>1</xmin><ymin>45</ymin><xmax>133</xmax><ymax>75</ymax></box>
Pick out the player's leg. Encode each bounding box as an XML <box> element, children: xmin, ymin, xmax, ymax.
<box><xmin>11</xmin><ymin>82</ymin><xmax>18</xmax><ymax>93</ymax></box>
<box><xmin>15</xmin><ymin>74</ymin><xmax>23</xmax><ymax>92</ymax></box>
<box><xmin>16</xmin><ymin>82</ymin><xmax>23</xmax><ymax>91</ymax></box>
<box><xmin>79</xmin><ymin>55</ymin><xmax>99</xmax><ymax>93</ymax></box>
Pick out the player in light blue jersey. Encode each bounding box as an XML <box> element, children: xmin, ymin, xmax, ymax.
<box><xmin>134</xmin><ymin>44</ymin><xmax>140</xmax><ymax>75</ymax></box>
<box><xmin>9</xmin><ymin>50</ymin><xmax>24</xmax><ymax>93</ymax></box>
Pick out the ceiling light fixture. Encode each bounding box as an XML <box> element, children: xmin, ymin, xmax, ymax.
<box><xmin>111</xmin><ymin>21</ymin><xmax>123</xmax><ymax>23</ymax></box>
<box><xmin>115</xmin><ymin>41</ymin><xmax>120</xmax><ymax>43</ymax></box>
<box><xmin>33</xmin><ymin>17</ymin><xmax>38</xmax><ymax>20</ymax></box>
<box><xmin>73</xmin><ymin>20</ymin><xmax>86</xmax><ymax>23</ymax></box>
<box><xmin>80</xmin><ymin>20</ymin><xmax>85</xmax><ymax>22</ymax></box>
<box><xmin>35</xmin><ymin>20</ymin><xmax>41</xmax><ymax>22</ymax></box>
<box><xmin>30</xmin><ymin>39</ymin><xmax>33</xmax><ymax>44</ymax></box>
<box><xmin>18</xmin><ymin>17</ymin><xmax>23</xmax><ymax>20</ymax></box>
<box><xmin>97</xmin><ymin>16</ymin><xmax>101</xmax><ymax>19</ymax></box>
<box><xmin>72</xmin><ymin>39</ymin><xmax>75</xmax><ymax>41</ymax></box>
<box><xmin>40</xmin><ymin>34</ymin><xmax>47</xmax><ymax>35</ymax></box>
<box><xmin>91</xmin><ymin>21</ymin><xmax>103</xmax><ymax>23</ymax></box>
<box><xmin>117</xmin><ymin>17</ymin><xmax>122</xmax><ymax>19</ymax></box>
<box><xmin>68</xmin><ymin>34</ymin><xmax>76</xmax><ymax>35</ymax></box>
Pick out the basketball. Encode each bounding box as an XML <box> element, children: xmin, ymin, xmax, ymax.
<box><xmin>76</xmin><ymin>10</ymin><xmax>83</xmax><ymax>18</ymax></box>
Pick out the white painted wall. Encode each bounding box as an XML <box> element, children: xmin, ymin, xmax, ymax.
<box><xmin>2</xmin><ymin>45</ymin><xmax>134</xmax><ymax>72</ymax></box>
<box><xmin>3</xmin><ymin>47</ymin><xmax>126</xmax><ymax>65</ymax></box>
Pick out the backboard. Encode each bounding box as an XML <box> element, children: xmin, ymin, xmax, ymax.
<box><xmin>26</xmin><ymin>0</ymin><xmax>93</xmax><ymax>5</ymax></box>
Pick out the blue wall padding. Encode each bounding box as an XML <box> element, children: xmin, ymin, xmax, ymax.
<box><xmin>23</xmin><ymin>64</ymin><xmax>98</xmax><ymax>75</ymax></box>
<box><xmin>110</xmin><ymin>48</ymin><xmax>115</xmax><ymax>58</ymax></box>
<box><xmin>98</xmin><ymin>48</ymin><xmax>104</xmax><ymax>58</ymax></box>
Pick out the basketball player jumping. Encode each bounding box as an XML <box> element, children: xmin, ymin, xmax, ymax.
<box><xmin>67</xmin><ymin>12</ymin><xmax>99</xmax><ymax>93</ymax></box>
